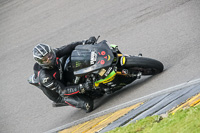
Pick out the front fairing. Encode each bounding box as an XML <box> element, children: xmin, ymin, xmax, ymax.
<box><xmin>71</xmin><ymin>40</ymin><xmax>114</xmax><ymax>76</ymax></box>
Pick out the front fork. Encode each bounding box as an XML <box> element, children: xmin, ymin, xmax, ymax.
<box><xmin>116</xmin><ymin>54</ymin><xmax>142</xmax><ymax>79</ymax></box>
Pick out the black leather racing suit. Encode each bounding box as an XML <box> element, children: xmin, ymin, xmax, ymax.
<box><xmin>29</xmin><ymin>41</ymin><xmax>93</xmax><ymax>111</ymax></box>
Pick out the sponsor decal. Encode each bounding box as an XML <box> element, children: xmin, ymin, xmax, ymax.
<box><xmin>90</xmin><ymin>51</ymin><xmax>97</xmax><ymax>65</ymax></box>
<box><xmin>105</xmin><ymin>67</ymin><xmax>112</xmax><ymax>77</ymax></box>
<box><xmin>76</xmin><ymin>61</ymin><xmax>81</xmax><ymax>67</ymax></box>
<box><xmin>43</xmin><ymin>77</ymin><xmax>49</xmax><ymax>83</ymax></box>
<box><xmin>99</xmin><ymin>69</ymin><xmax>106</xmax><ymax>76</ymax></box>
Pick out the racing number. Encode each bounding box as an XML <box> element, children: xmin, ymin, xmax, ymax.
<box><xmin>101</xmin><ymin>51</ymin><xmax>106</xmax><ymax>55</ymax></box>
<box><xmin>101</xmin><ymin>60</ymin><xmax>105</xmax><ymax>65</ymax></box>
<box><xmin>97</xmin><ymin>51</ymin><xmax>106</xmax><ymax>65</ymax></box>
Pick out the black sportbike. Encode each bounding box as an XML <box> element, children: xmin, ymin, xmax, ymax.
<box><xmin>67</xmin><ymin>37</ymin><xmax>164</xmax><ymax>99</ymax></box>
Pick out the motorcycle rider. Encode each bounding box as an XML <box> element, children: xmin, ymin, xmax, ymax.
<box><xmin>28</xmin><ymin>37</ymin><xmax>97</xmax><ymax>113</ymax></box>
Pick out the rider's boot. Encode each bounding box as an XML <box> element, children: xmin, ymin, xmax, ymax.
<box><xmin>64</xmin><ymin>95</ymin><xmax>94</xmax><ymax>113</ymax></box>
<box><xmin>83</xmin><ymin>99</ymin><xmax>93</xmax><ymax>113</ymax></box>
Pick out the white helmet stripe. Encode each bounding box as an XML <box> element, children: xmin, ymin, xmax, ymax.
<box><xmin>35</xmin><ymin>46</ymin><xmax>44</xmax><ymax>56</ymax></box>
<box><xmin>47</xmin><ymin>44</ymin><xmax>51</xmax><ymax>52</ymax></box>
<box><xmin>33</xmin><ymin>54</ymin><xmax>43</xmax><ymax>59</ymax></box>
<box><xmin>37</xmin><ymin>44</ymin><xmax>48</xmax><ymax>56</ymax></box>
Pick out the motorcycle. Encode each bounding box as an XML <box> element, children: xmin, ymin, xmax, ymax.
<box><xmin>66</xmin><ymin>37</ymin><xmax>164</xmax><ymax>99</ymax></box>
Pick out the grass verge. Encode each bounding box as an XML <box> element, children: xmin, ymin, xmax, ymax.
<box><xmin>106</xmin><ymin>104</ymin><xmax>200</xmax><ymax>133</ymax></box>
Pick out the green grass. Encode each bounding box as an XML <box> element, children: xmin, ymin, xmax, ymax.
<box><xmin>106</xmin><ymin>104</ymin><xmax>200</xmax><ymax>133</ymax></box>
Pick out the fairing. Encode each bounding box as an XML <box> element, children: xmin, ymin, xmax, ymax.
<box><xmin>71</xmin><ymin>40</ymin><xmax>114</xmax><ymax>76</ymax></box>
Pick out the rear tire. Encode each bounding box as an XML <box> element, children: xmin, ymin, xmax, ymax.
<box><xmin>124</xmin><ymin>56</ymin><xmax>164</xmax><ymax>75</ymax></box>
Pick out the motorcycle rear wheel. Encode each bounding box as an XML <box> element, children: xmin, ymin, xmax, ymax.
<box><xmin>124</xmin><ymin>56</ymin><xmax>164</xmax><ymax>75</ymax></box>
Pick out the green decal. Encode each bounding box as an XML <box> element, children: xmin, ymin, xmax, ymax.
<box><xmin>76</xmin><ymin>62</ymin><xmax>81</xmax><ymax>67</ymax></box>
<box><xmin>110</xmin><ymin>44</ymin><xmax>118</xmax><ymax>49</ymax></box>
<box><xmin>95</xmin><ymin>70</ymin><xmax>116</xmax><ymax>87</ymax></box>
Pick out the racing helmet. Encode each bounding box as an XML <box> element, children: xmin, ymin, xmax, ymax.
<box><xmin>33</xmin><ymin>44</ymin><xmax>56</xmax><ymax>69</ymax></box>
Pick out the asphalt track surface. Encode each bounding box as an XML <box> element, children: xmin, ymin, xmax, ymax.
<box><xmin>0</xmin><ymin>0</ymin><xmax>200</xmax><ymax>133</ymax></box>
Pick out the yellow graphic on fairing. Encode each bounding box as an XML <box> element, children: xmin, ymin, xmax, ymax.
<box><xmin>108</xmin><ymin>55</ymin><xmax>111</xmax><ymax>61</ymax></box>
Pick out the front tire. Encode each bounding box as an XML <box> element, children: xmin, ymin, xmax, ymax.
<box><xmin>124</xmin><ymin>56</ymin><xmax>164</xmax><ymax>75</ymax></box>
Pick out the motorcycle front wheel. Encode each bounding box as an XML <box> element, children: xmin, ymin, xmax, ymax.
<box><xmin>124</xmin><ymin>56</ymin><xmax>164</xmax><ymax>75</ymax></box>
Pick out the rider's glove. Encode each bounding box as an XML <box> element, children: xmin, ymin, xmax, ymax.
<box><xmin>85</xmin><ymin>36</ymin><xmax>97</xmax><ymax>44</ymax></box>
<box><xmin>79</xmin><ymin>82</ymin><xmax>93</xmax><ymax>93</ymax></box>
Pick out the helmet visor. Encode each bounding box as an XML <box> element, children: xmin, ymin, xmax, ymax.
<box><xmin>37</xmin><ymin>51</ymin><xmax>56</xmax><ymax>65</ymax></box>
